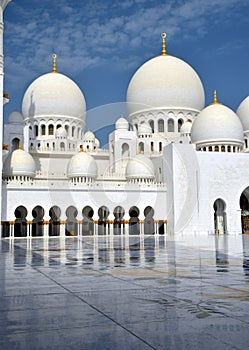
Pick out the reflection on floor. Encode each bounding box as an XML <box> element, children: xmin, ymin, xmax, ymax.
<box><xmin>1</xmin><ymin>234</ymin><xmax>249</xmax><ymax>349</ymax></box>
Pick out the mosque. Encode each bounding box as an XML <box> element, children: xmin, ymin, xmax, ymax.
<box><xmin>1</xmin><ymin>3</ymin><xmax>249</xmax><ymax>238</ymax></box>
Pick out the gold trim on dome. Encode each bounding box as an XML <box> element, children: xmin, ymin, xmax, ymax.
<box><xmin>52</xmin><ymin>53</ymin><xmax>57</xmax><ymax>73</ymax></box>
<box><xmin>161</xmin><ymin>33</ymin><xmax>167</xmax><ymax>56</ymax></box>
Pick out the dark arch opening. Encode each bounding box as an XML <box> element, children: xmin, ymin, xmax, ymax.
<box><xmin>32</xmin><ymin>205</ymin><xmax>44</xmax><ymax>236</ymax></box>
<box><xmin>113</xmin><ymin>206</ymin><xmax>125</xmax><ymax>235</ymax></box>
<box><xmin>49</xmin><ymin>206</ymin><xmax>61</xmax><ymax>236</ymax></box>
<box><xmin>98</xmin><ymin>206</ymin><xmax>109</xmax><ymax>235</ymax></box>
<box><xmin>14</xmin><ymin>206</ymin><xmax>27</xmax><ymax>237</ymax></box>
<box><xmin>12</xmin><ymin>137</ymin><xmax>20</xmax><ymax>151</ymax></box>
<box><xmin>129</xmin><ymin>206</ymin><xmax>140</xmax><ymax>235</ymax></box>
<box><xmin>144</xmin><ymin>206</ymin><xmax>155</xmax><ymax>235</ymax></box>
<box><xmin>82</xmin><ymin>206</ymin><xmax>94</xmax><ymax>236</ymax></box>
<box><xmin>240</xmin><ymin>189</ymin><xmax>249</xmax><ymax>233</ymax></box>
<box><xmin>66</xmin><ymin>206</ymin><xmax>78</xmax><ymax>236</ymax></box>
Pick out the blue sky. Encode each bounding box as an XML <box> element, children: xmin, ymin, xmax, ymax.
<box><xmin>3</xmin><ymin>0</ymin><xmax>249</xmax><ymax>144</ymax></box>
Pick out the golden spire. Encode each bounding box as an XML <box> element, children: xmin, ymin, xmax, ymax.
<box><xmin>210</xmin><ymin>90</ymin><xmax>222</xmax><ymax>105</ymax></box>
<box><xmin>52</xmin><ymin>54</ymin><xmax>57</xmax><ymax>73</ymax></box>
<box><xmin>161</xmin><ymin>33</ymin><xmax>167</xmax><ymax>56</ymax></box>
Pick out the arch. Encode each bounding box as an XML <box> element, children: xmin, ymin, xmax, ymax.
<box><xmin>129</xmin><ymin>206</ymin><xmax>140</xmax><ymax>235</ymax></box>
<box><xmin>144</xmin><ymin>206</ymin><xmax>155</xmax><ymax>235</ymax></box>
<box><xmin>113</xmin><ymin>206</ymin><xmax>125</xmax><ymax>235</ymax></box>
<box><xmin>12</xmin><ymin>137</ymin><xmax>20</xmax><ymax>151</ymax></box>
<box><xmin>214</xmin><ymin>145</ymin><xmax>219</xmax><ymax>152</ymax></box>
<box><xmin>98</xmin><ymin>206</ymin><xmax>110</xmax><ymax>235</ymax></box>
<box><xmin>41</xmin><ymin>124</ymin><xmax>46</xmax><ymax>136</ymax></box>
<box><xmin>66</xmin><ymin>206</ymin><xmax>78</xmax><ymax>236</ymax></box>
<box><xmin>158</xmin><ymin>119</ymin><xmax>164</xmax><ymax>132</ymax></box>
<box><xmin>48</xmin><ymin>124</ymin><xmax>54</xmax><ymax>135</ymax></box>
<box><xmin>178</xmin><ymin>119</ymin><xmax>184</xmax><ymax>132</ymax></box>
<box><xmin>34</xmin><ymin>125</ymin><xmax>38</xmax><ymax>137</ymax></box>
<box><xmin>151</xmin><ymin>142</ymin><xmax>154</xmax><ymax>152</ymax></box>
<box><xmin>240</xmin><ymin>188</ymin><xmax>249</xmax><ymax>233</ymax></box>
<box><xmin>138</xmin><ymin>142</ymin><xmax>144</xmax><ymax>153</ymax></box>
<box><xmin>208</xmin><ymin>146</ymin><xmax>212</xmax><ymax>152</ymax></box>
<box><xmin>221</xmin><ymin>145</ymin><xmax>225</xmax><ymax>152</ymax></box>
<box><xmin>159</xmin><ymin>142</ymin><xmax>162</xmax><ymax>153</ymax></box>
<box><xmin>60</xmin><ymin>142</ymin><xmax>65</xmax><ymax>151</ymax></box>
<box><xmin>49</xmin><ymin>206</ymin><xmax>61</xmax><ymax>236</ymax></box>
<box><xmin>32</xmin><ymin>205</ymin><xmax>44</xmax><ymax>236</ymax></box>
<box><xmin>149</xmin><ymin>120</ymin><xmax>154</xmax><ymax>133</ymax></box>
<box><xmin>168</xmin><ymin>119</ymin><xmax>174</xmax><ymax>132</ymax></box>
<box><xmin>82</xmin><ymin>206</ymin><xmax>94</xmax><ymax>236</ymax></box>
<box><xmin>213</xmin><ymin>199</ymin><xmax>227</xmax><ymax>234</ymax></box>
<box><xmin>122</xmin><ymin>143</ymin><xmax>129</xmax><ymax>158</ymax></box>
<box><xmin>14</xmin><ymin>206</ymin><xmax>27</xmax><ymax>237</ymax></box>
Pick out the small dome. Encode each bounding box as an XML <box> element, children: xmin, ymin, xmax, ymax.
<box><xmin>83</xmin><ymin>130</ymin><xmax>95</xmax><ymax>141</ymax></box>
<box><xmin>22</xmin><ymin>72</ymin><xmax>86</xmax><ymax>122</ymax></box>
<box><xmin>55</xmin><ymin>126</ymin><xmax>67</xmax><ymax>138</ymax></box>
<box><xmin>67</xmin><ymin>152</ymin><xmax>98</xmax><ymax>179</ymax></box>
<box><xmin>3</xmin><ymin>149</ymin><xmax>36</xmax><ymax>178</ymax></box>
<box><xmin>115</xmin><ymin>117</ymin><xmax>129</xmax><ymax>130</ymax></box>
<box><xmin>8</xmin><ymin>110</ymin><xmax>23</xmax><ymax>124</ymax></box>
<box><xmin>191</xmin><ymin>103</ymin><xmax>244</xmax><ymax>147</ymax></box>
<box><xmin>180</xmin><ymin>119</ymin><xmax>192</xmax><ymax>134</ymax></box>
<box><xmin>126</xmin><ymin>154</ymin><xmax>155</xmax><ymax>179</ymax></box>
<box><xmin>237</xmin><ymin>96</ymin><xmax>249</xmax><ymax>132</ymax></box>
<box><xmin>138</xmin><ymin>122</ymin><xmax>152</xmax><ymax>136</ymax></box>
<box><xmin>127</xmin><ymin>55</ymin><xmax>205</xmax><ymax>117</ymax></box>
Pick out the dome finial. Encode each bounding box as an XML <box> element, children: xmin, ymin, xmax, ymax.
<box><xmin>210</xmin><ymin>90</ymin><xmax>222</xmax><ymax>105</ymax></box>
<box><xmin>161</xmin><ymin>33</ymin><xmax>167</xmax><ymax>56</ymax></box>
<box><xmin>52</xmin><ymin>54</ymin><xmax>57</xmax><ymax>73</ymax></box>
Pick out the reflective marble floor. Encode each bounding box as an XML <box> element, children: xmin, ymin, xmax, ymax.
<box><xmin>1</xmin><ymin>234</ymin><xmax>249</xmax><ymax>349</ymax></box>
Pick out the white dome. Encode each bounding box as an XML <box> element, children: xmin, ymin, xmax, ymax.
<box><xmin>115</xmin><ymin>117</ymin><xmax>129</xmax><ymax>130</ymax></box>
<box><xmin>8</xmin><ymin>110</ymin><xmax>23</xmax><ymax>124</ymax></box>
<box><xmin>126</xmin><ymin>154</ymin><xmax>155</xmax><ymax>179</ymax></box>
<box><xmin>180</xmin><ymin>119</ymin><xmax>192</xmax><ymax>134</ymax></box>
<box><xmin>237</xmin><ymin>96</ymin><xmax>249</xmax><ymax>132</ymax></box>
<box><xmin>22</xmin><ymin>72</ymin><xmax>86</xmax><ymax>122</ymax></box>
<box><xmin>127</xmin><ymin>55</ymin><xmax>205</xmax><ymax>116</ymax></box>
<box><xmin>191</xmin><ymin>103</ymin><xmax>244</xmax><ymax>146</ymax></box>
<box><xmin>83</xmin><ymin>130</ymin><xmax>95</xmax><ymax>141</ymax></box>
<box><xmin>138</xmin><ymin>122</ymin><xmax>152</xmax><ymax>135</ymax></box>
<box><xmin>67</xmin><ymin>152</ymin><xmax>98</xmax><ymax>179</ymax></box>
<box><xmin>3</xmin><ymin>149</ymin><xmax>36</xmax><ymax>178</ymax></box>
<box><xmin>55</xmin><ymin>126</ymin><xmax>67</xmax><ymax>138</ymax></box>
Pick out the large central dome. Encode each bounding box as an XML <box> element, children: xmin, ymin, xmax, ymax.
<box><xmin>22</xmin><ymin>72</ymin><xmax>86</xmax><ymax>121</ymax></box>
<box><xmin>126</xmin><ymin>55</ymin><xmax>205</xmax><ymax>116</ymax></box>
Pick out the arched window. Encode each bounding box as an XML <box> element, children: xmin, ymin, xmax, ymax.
<box><xmin>151</xmin><ymin>142</ymin><xmax>154</xmax><ymax>152</ymax></box>
<box><xmin>214</xmin><ymin>146</ymin><xmax>219</xmax><ymax>152</ymax></box>
<box><xmin>203</xmin><ymin>147</ymin><xmax>206</xmax><ymax>151</ymax></box>
<box><xmin>178</xmin><ymin>119</ymin><xmax>183</xmax><ymax>132</ymax></box>
<box><xmin>138</xmin><ymin>142</ymin><xmax>144</xmax><ymax>153</ymax></box>
<box><xmin>41</xmin><ymin>124</ymin><xmax>46</xmax><ymax>136</ymax></box>
<box><xmin>60</xmin><ymin>142</ymin><xmax>65</xmax><ymax>151</ymax></box>
<box><xmin>221</xmin><ymin>146</ymin><xmax>225</xmax><ymax>152</ymax></box>
<box><xmin>228</xmin><ymin>146</ymin><xmax>231</xmax><ymax>152</ymax></box>
<box><xmin>72</xmin><ymin>126</ymin><xmax>75</xmax><ymax>137</ymax></box>
<box><xmin>12</xmin><ymin>137</ymin><xmax>20</xmax><ymax>151</ymax></box>
<box><xmin>158</xmin><ymin>119</ymin><xmax>164</xmax><ymax>132</ymax></box>
<box><xmin>48</xmin><ymin>124</ymin><xmax>54</xmax><ymax>135</ymax></box>
<box><xmin>208</xmin><ymin>146</ymin><xmax>212</xmax><ymax>152</ymax></box>
<box><xmin>122</xmin><ymin>143</ymin><xmax>129</xmax><ymax>158</ymax></box>
<box><xmin>168</xmin><ymin>119</ymin><xmax>174</xmax><ymax>132</ymax></box>
<box><xmin>245</xmin><ymin>139</ymin><xmax>248</xmax><ymax>148</ymax></box>
<box><xmin>34</xmin><ymin>125</ymin><xmax>38</xmax><ymax>137</ymax></box>
<box><xmin>159</xmin><ymin>142</ymin><xmax>162</xmax><ymax>152</ymax></box>
<box><xmin>149</xmin><ymin>120</ymin><xmax>154</xmax><ymax>133</ymax></box>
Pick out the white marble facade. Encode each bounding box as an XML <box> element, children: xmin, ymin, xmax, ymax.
<box><xmin>1</xmin><ymin>18</ymin><xmax>249</xmax><ymax>236</ymax></box>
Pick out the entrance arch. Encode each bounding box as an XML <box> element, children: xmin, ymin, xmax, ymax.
<box><xmin>14</xmin><ymin>206</ymin><xmax>27</xmax><ymax>237</ymax></box>
<box><xmin>213</xmin><ymin>199</ymin><xmax>227</xmax><ymax>234</ymax></box>
<box><xmin>240</xmin><ymin>188</ymin><xmax>249</xmax><ymax>233</ymax></box>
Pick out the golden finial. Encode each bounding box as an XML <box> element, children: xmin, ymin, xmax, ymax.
<box><xmin>52</xmin><ymin>54</ymin><xmax>57</xmax><ymax>73</ymax></box>
<box><xmin>161</xmin><ymin>33</ymin><xmax>167</xmax><ymax>56</ymax></box>
<box><xmin>210</xmin><ymin>90</ymin><xmax>222</xmax><ymax>105</ymax></box>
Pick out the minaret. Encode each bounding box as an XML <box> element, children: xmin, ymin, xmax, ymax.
<box><xmin>0</xmin><ymin>0</ymin><xmax>11</xmax><ymax>237</ymax></box>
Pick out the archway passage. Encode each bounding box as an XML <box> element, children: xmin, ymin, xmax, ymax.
<box><xmin>129</xmin><ymin>206</ymin><xmax>140</xmax><ymax>235</ymax></box>
<box><xmin>82</xmin><ymin>206</ymin><xmax>94</xmax><ymax>236</ymax></box>
<box><xmin>240</xmin><ymin>189</ymin><xmax>249</xmax><ymax>233</ymax></box>
<box><xmin>98</xmin><ymin>206</ymin><xmax>109</xmax><ymax>236</ymax></box>
<box><xmin>49</xmin><ymin>206</ymin><xmax>61</xmax><ymax>236</ymax></box>
<box><xmin>66</xmin><ymin>206</ymin><xmax>78</xmax><ymax>236</ymax></box>
<box><xmin>14</xmin><ymin>206</ymin><xmax>28</xmax><ymax>237</ymax></box>
<box><xmin>113</xmin><ymin>206</ymin><xmax>125</xmax><ymax>235</ymax></box>
<box><xmin>32</xmin><ymin>206</ymin><xmax>44</xmax><ymax>236</ymax></box>
<box><xmin>144</xmin><ymin>206</ymin><xmax>154</xmax><ymax>235</ymax></box>
<box><xmin>213</xmin><ymin>199</ymin><xmax>227</xmax><ymax>234</ymax></box>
